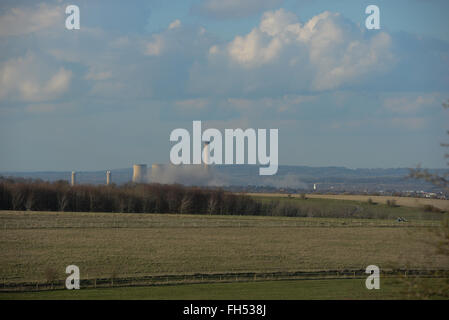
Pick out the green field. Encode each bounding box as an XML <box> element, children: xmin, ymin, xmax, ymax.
<box><xmin>1</xmin><ymin>197</ymin><xmax>448</xmax><ymax>299</ymax></box>
<box><xmin>250</xmin><ymin>195</ymin><xmax>447</xmax><ymax>220</ymax></box>
<box><xmin>1</xmin><ymin>278</ymin><xmax>447</xmax><ymax>300</ymax></box>
<box><xmin>249</xmin><ymin>193</ymin><xmax>449</xmax><ymax>212</ymax></box>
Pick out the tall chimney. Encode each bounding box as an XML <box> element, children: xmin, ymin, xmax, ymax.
<box><xmin>71</xmin><ymin>171</ymin><xmax>76</xmax><ymax>186</ymax></box>
<box><xmin>106</xmin><ymin>170</ymin><xmax>111</xmax><ymax>185</ymax></box>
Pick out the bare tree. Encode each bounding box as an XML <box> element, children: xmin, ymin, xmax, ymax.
<box><xmin>25</xmin><ymin>192</ymin><xmax>34</xmax><ymax>211</ymax></box>
<box><xmin>207</xmin><ymin>196</ymin><xmax>218</xmax><ymax>215</ymax></box>
<box><xmin>57</xmin><ymin>191</ymin><xmax>69</xmax><ymax>212</ymax></box>
<box><xmin>11</xmin><ymin>186</ymin><xmax>25</xmax><ymax>211</ymax></box>
<box><xmin>180</xmin><ymin>194</ymin><xmax>193</xmax><ymax>214</ymax></box>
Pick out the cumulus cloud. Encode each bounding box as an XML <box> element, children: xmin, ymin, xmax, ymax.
<box><xmin>144</xmin><ymin>21</ymin><xmax>213</xmax><ymax>58</ymax></box>
<box><xmin>0</xmin><ymin>54</ymin><xmax>71</xmax><ymax>102</ymax></box>
<box><xmin>205</xmin><ymin>9</ymin><xmax>395</xmax><ymax>91</ymax></box>
<box><xmin>193</xmin><ymin>0</ymin><xmax>283</xmax><ymax>19</ymax></box>
<box><xmin>0</xmin><ymin>4</ymin><xmax>446</xmax><ymax>124</ymax></box>
<box><xmin>0</xmin><ymin>3</ymin><xmax>62</xmax><ymax>36</ymax></box>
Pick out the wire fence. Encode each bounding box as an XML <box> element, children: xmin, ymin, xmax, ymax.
<box><xmin>2</xmin><ymin>269</ymin><xmax>448</xmax><ymax>293</ymax></box>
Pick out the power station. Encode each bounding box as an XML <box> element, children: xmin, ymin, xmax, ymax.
<box><xmin>151</xmin><ymin>163</ymin><xmax>163</xmax><ymax>178</ymax></box>
<box><xmin>132</xmin><ymin>164</ymin><xmax>147</xmax><ymax>183</ymax></box>
<box><xmin>69</xmin><ymin>158</ymin><xmax>211</xmax><ymax>186</ymax></box>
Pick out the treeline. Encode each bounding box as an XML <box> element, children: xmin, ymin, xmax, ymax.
<box><xmin>0</xmin><ymin>178</ymin><xmax>263</xmax><ymax>215</ymax></box>
<box><xmin>0</xmin><ymin>178</ymin><xmax>430</xmax><ymax>219</ymax></box>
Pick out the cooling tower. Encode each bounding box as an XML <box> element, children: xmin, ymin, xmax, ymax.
<box><xmin>132</xmin><ymin>164</ymin><xmax>147</xmax><ymax>183</ymax></box>
<box><xmin>203</xmin><ymin>141</ymin><xmax>210</xmax><ymax>167</ymax></box>
<box><xmin>71</xmin><ymin>171</ymin><xmax>76</xmax><ymax>186</ymax></box>
<box><xmin>151</xmin><ymin>163</ymin><xmax>163</xmax><ymax>178</ymax></box>
<box><xmin>106</xmin><ymin>170</ymin><xmax>111</xmax><ymax>185</ymax></box>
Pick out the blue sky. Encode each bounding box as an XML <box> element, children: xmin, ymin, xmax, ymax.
<box><xmin>0</xmin><ymin>0</ymin><xmax>448</xmax><ymax>171</ymax></box>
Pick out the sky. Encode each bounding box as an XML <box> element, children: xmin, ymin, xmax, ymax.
<box><xmin>0</xmin><ymin>0</ymin><xmax>449</xmax><ymax>171</ymax></box>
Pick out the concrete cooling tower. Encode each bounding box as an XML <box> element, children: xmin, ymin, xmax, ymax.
<box><xmin>151</xmin><ymin>163</ymin><xmax>163</xmax><ymax>178</ymax></box>
<box><xmin>132</xmin><ymin>164</ymin><xmax>147</xmax><ymax>183</ymax></box>
<box><xmin>203</xmin><ymin>141</ymin><xmax>210</xmax><ymax>168</ymax></box>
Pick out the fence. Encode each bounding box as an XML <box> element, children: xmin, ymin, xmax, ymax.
<box><xmin>2</xmin><ymin>269</ymin><xmax>448</xmax><ymax>293</ymax></box>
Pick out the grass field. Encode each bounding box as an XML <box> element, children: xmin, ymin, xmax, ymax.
<box><xmin>1</xmin><ymin>195</ymin><xmax>448</xmax><ymax>299</ymax></box>
<box><xmin>248</xmin><ymin>195</ymin><xmax>446</xmax><ymax>221</ymax></box>
<box><xmin>247</xmin><ymin>193</ymin><xmax>449</xmax><ymax>211</ymax></box>
<box><xmin>1</xmin><ymin>278</ymin><xmax>447</xmax><ymax>300</ymax></box>
<box><xmin>1</xmin><ymin>209</ymin><xmax>448</xmax><ymax>285</ymax></box>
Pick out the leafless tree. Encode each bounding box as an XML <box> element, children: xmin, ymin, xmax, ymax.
<box><xmin>407</xmin><ymin>100</ymin><xmax>449</xmax><ymax>299</ymax></box>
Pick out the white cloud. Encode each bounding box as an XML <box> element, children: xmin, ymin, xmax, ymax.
<box><xmin>227</xmin><ymin>28</ymin><xmax>283</xmax><ymax>66</ymax></box>
<box><xmin>206</xmin><ymin>9</ymin><xmax>395</xmax><ymax>91</ymax></box>
<box><xmin>0</xmin><ymin>54</ymin><xmax>72</xmax><ymax>102</ymax></box>
<box><xmin>259</xmin><ymin>8</ymin><xmax>299</xmax><ymax>36</ymax></box>
<box><xmin>143</xmin><ymin>22</ymin><xmax>213</xmax><ymax>59</ymax></box>
<box><xmin>0</xmin><ymin>3</ymin><xmax>62</xmax><ymax>36</ymax></box>
<box><xmin>168</xmin><ymin>19</ymin><xmax>181</xmax><ymax>30</ymax></box>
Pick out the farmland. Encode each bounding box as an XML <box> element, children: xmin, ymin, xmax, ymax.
<box><xmin>1</xmin><ymin>196</ymin><xmax>448</xmax><ymax>299</ymax></box>
<box><xmin>1</xmin><ymin>195</ymin><xmax>448</xmax><ymax>300</ymax></box>
<box><xmin>247</xmin><ymin>193</ymin><xmax>449</xmax><ymax>211</ymax></box>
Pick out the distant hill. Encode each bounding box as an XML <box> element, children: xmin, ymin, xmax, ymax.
<box><xmin>1</xmin><ymin>165</ymin><xmax>447</xmax><ymax>193</ymax></box>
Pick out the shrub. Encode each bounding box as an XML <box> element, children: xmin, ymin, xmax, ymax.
<box><xmin>386</xmin><ymin>199</ymin><xmax>399</xmax><ymax>207</ymax></box>
<box><xmin>44</xmin><ymin>267</ymin><xmax>59</xmax><ymax>288</ymax></box>
<box><xmin>423</xmin><ymin>204</ymin><xmax>443</xmax><ymax>213</ymax></box>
